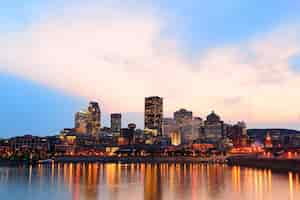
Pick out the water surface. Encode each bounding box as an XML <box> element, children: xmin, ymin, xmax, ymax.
<box><xmin>0</xmin><ymin>163</ymin><xmax>299</xmax><ymax>200</ymax></box>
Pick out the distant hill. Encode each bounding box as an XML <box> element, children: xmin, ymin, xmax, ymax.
<box><xmin>247</xmin><ymin>128</ymin><xmax>300</xmax><ymax>135</ymax></box>
<box><xmin>247</xmin><ymin>129</ymin><xmax>300</xmax><ymax>142</ymax></box>
<box><xmin>247</xmin><ymin>129</ymin><xmax>300</xmax><ymax>136</ymax></box>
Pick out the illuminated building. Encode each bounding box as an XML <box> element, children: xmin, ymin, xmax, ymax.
<box><xmin>133</xmin><ymin>129</ymin><xmax>146</xmax><ymax>144</ymax></box>
<box><xmin>74</xmin><ymin>102</ymin><xmax>101</xmax><ymax>136</ymax></box>
<box><xmin>87</xmin><ymin>101</ymin><xmax>101</xmax><ymax>136</ymax></box>
<box><xmin>162</xmin><ymin>118</ymin><xmax>177</xmax><ymax>137</ymax></box>
<box><xmin>75</xmin><ymin>110</ymin><xmax>89</xmax><ymax>134</ymax></box>
<box><xmin>0</xmin><ymin>139</ymin><xmax>11</xmax><ymax>156</ymax></box>
<box><xmin>173</xmin><ymin>109</ymin><xmax>203</xmax><ymax>144</ymax></box>
<box><xmin>179</xmin><ymin>117</ymin><xmax>204</xmax><ymax>144</ymax></box>
<box><xmin>144</xmin><ymin>96</ymin><xmax>163</xmax><ymax>135</ymax></box>
<box><xmin>179</xmin><ymin>125</ymin><xmax>193</xmax><ymax>144</ymax></box>
<box><xmin>174</xmin><ymin>109</ymin><xmax>193</xmax><ymax>144</ymax></box>
<box><xmin>247</xmin><ymin>129</ymin><xmax>300</xmax><ymax>148</ymax></box>
<box><xmin>192</xmin><ymin>143</ymin><xmax>215</xmax><ymax>153</ymax></box>
<box><xmin>110</xmin><ymin>113</ymin><xmax>122</xmax><ymax>136</ymax></box>
<box><xmin>265</xmin><ymin>132</ymin><xmax>273</xmax><ymax>148</ymax></box>
<box><xmin>170</xmin><ymin>132</ymin><xmax>181</xmax><ymax>146</ymax></box>
<box><xmin>119</xmin><ymin>128</ymin><xmax>134</xmax><ymax>145</ymax></box>
<box><xmin>144</xmin><ymin>129</ymin><xmax>158</xmax><ymax>144</ymax></box>
<box><xmin>58</xmin><ymin>128</ymin><xmax>102</xmax><ymax>155</ymax></box>
<box><xmin>228</xmin><ymin>121</ymin><xmax>249</xmax><ymax>147</ymax></box>
<box><xmin>204</xmin><ymin>111</ymin><xmax>224</xmax><ymax>143</ymax></box>
<box><xmin>9</xmin><ymin>135</ymin><xmax>49</xmax><ymax>151</ymax></box>
<box><xmin>191</xmin><ymin>117</ymin><xmax>204</xmax><ymax>140</ymax></box>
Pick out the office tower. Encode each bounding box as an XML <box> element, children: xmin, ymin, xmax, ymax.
<box><xmin>162</xmin><ymin>118</ymin><xmax>177</xmax><ymax>137</ymax></box>
<box><xmin>228</xmin><ymin>121</ymin><xmax>248</xmax><ymax>147</ymax></box>
<box><xmin>111</xmin><ymin>113</ymin><xmax>122</xmax><ymax>136</ymax></box>
<box><xmin>174</xmin><ymin>108</ymin><xmax>193</xmax><ymax>125</ymax></box>
<box><xmin>163</xmin><ymin>118</ymin><xmax>181</xmax><ymax>145</ymax></box>
<box><xmin>87</xmin><ymin>101</ymin><xmax>101</xmax><ymax>136</ymax></box>
<box><xmin>174</xmin><ymin>108</ymin><xmax>196</xmax><ymax>144</ymax></box>
<box><xmin>74</xmin><ymin>110</ymin><xmax>89</xmax><ymax>134</ymax></box>
<box><xmin>144</xmin><ymin>96</ymin><xmax>163</xmax><ymax>136</ymax></box>
<box><xmin>204</xmin><ymin>111</ymin><xmax>224</xmax><ymax>142</ymax></box>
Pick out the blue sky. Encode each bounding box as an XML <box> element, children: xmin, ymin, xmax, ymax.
<box><xmin>1</xmin><ymin>1</ymin><xmax>300</xmax><ymax>137</ymax></box>
<box><xmin>0</xmin><ymin>73</ymin><xmax>85</xmax><ymax>137</ymax></box>
<box><xmin>2</xmin><ymin>1</ymin><xmax>300</xmax><ymax>47</ymax></box>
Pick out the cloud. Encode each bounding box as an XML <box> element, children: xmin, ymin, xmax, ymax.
<box><xmin>0</xmin><ymin>2</ymin><xmax>300</xmax><ymax>127</ymax></box>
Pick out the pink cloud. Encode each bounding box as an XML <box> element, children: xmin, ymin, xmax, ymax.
<box><xmin>0</xmin><ymin>2</ymin><xmax>300</xmax><ymax>126</ymax></box>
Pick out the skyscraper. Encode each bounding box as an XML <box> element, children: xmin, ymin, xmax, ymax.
<box><xmin>74</xmin><ymin>110</ymin><xmax>89</xmax><ymax>134</ymax></box>
<box><xmin>111</xmin><ymin>113</ymin><xmax>122</xmax><ymax>136</ymax></box>
<box><xmin>174</xmin><ymin>108</ymin><xmax>193</xmax><ymax>125</ymax></box>
<box><xmin>163</xmin><ymin>118</ymin><xmax>180</xmax><ymax>145</ymax></box>
<box><xmin>174</xmin><ymin>108</ymin><xmax>195</xmax><ymax>144</ymax></box>
<box><xmin>87</xmin><ymin>101</ymin><xmax>101</xmax><ymax>136</ymax></box>
<box><xmin>162</xmin><ymin>118</ymin><xmax>177</xmax><ymax>137</ymax></box>
<box><xmin>204</xmin><ymin>111</ymin><xmax>224</xmax><ymax>142</ymax></box>
<box><xmin>144</xmin><ymin>96</ymin><xmax>163</xmax><ymax>135</ymax></box>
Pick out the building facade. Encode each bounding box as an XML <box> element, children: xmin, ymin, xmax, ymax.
<box><xmin>228</xmin><ymin>121</ymin><xmax>248</xmax><ymax>147</ymax></box>
<box><xmin>87</xmin><ymin>101</ymin><xmax>101</xmax><ymax>136</ymax></box>
<box><xmin>174</xmin><ymin>108</ymin><xmax>193</xmax><ymax>125</ymax></box>
<box><xmin>162</xmin><ymin>118</ymin><xmax>177</xmax><ymax>137</ymax></box>
<box><xmin>111</xmin><ymin>113</ymin><xmax>122</xmax><ymax>136</ymax></box>
<box><xmin>74</xmin><ymin>110</ymin><xmax>89</xmax><ymax>134</ymax></box>
<box><xmin>144</xmin><ymin>96</ymin><xmax>163</xmax><ymax>135</ymax></box>
<box><xmin>204</xmin><ymin>111</ymin><xmax>224</xmax><ymax>143</ymax></box>
<box><xmin>173</xmin><ymin>109</ymin><xmax>204</xmax><ymax>144</ymax></box>
<box><xmin>74</xmin><ymin>102</ymin><xmax>101</xmax><ymax>136</ymax></box>
<box><xmin>9</xmin><ymin>135</ymin><xmax>49</xmax><ymax>151</ymax></box>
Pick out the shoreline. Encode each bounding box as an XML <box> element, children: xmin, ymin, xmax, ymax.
<box><xmin>227</xmin><ymin>156</ymin><xmax>300</xmax><ymax>173</ymax></box>
<box><xmin>53</xmin><ymin>156</ymin><xmax>227</xmax><ymax>164</ymax></box>
<box><xmin>0</xmin><ymin>156</ymin><xmax>227</xmax><ymax>166</ymax></box>
<box><xmin>2</xmin><ymin>156</ymin><xmax>300</xmax><ymax>174</ymax></box>
<box><xmin>0</xmin><ymin>160</ymin><xmax>32</xmax><ymax>166</ymax></box>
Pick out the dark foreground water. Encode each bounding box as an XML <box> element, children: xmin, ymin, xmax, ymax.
<box><xmin>0</xmin><ymin>163</ymin><xmax>299</xmax><ymax>200</ymax></box>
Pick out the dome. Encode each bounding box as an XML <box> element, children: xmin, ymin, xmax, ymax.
<box><xmin>206</xmin><ymin>111</ymin><xmax>221</xmax><ymax>122</ymax></box>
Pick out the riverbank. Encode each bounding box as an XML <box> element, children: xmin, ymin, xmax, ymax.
<box><xmin>53</xmin><ymin>156</ymin><xmax>227</xmax><ymax>164</ymax></box>
<box><xmin>3</xmin><ymin>156</ymin><xmax>300</xmax><ymax>174</ymax></box>
<box><xmin>0</xmin><ymin>160</ymin><xmax>33</xmax><ymax>166</ymax></box>
<box><xmin>227</xmin><ymin>155</ymin><xmax>300</xmax><ymax>173</ymax></box>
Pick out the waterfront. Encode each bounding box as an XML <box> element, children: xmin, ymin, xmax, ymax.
<box><xmin>0</xmin><ymin>163</ymin><xmax>300</xmax><ymax>200</ymax></box>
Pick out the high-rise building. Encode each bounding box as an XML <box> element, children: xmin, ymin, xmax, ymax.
<box><xmin>162</xmin><ymin>118</ymin><xmax>177</xmax><ymax>137</ymax></box>
<box><xmin>144</xmin><ymin>96</ymin><xmax>163</xmax><ymax>135</ymax></box>
<box><xmin>111</xmin><ymin>113</ymin><xmax>122</xmax><ymax>136</ymax></box>
<box><xmin>188</xmin><ymin>117</ymin><xmax>204</xmax><ymax>142</ymax></box>
<box><xmin>87</xmin><ymin>101</ymin><xmax>101</xmax><ymax>136</ymax></box>
<box><xmin>228</xmin><ymin>121</ymin><xmax>248</xmax><ymax>147</ymax></box>
<box><xmin>173</xmin><ymin>108</ymin><xmax>201</xmax><ymax>144</ymax></box>
<box><xmin>74</xmin><ymin>110</ymin><xmax>89</xmax><ymax>134</ymax></box>
<box><xmin>174</xmin><ymin>108</ymin><xmax>193</xmax><ymax>125</ymax></box>
<box><xmin>204</xmin><ymin>111</ymin><xmax>224</xmax><ymax>143</ymax></box>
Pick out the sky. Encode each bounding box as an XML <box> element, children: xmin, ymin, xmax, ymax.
<box><xmin>1</xmin><ymin>0</ymin><xmax>300</xmax><ymax>137</ymax></box>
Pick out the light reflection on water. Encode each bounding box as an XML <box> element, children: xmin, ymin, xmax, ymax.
<box><xmin>0</xmin><ymin>163</ymin><xmax>299</xmax><ymax>200</ymax></box>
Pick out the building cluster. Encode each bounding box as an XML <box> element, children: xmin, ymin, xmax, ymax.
<box><xmin>74</xmin><ymin>102</ymin><xmax>101</xmax><ymax>136</ymax></box>
<box><xmin>1</xmin><ymin>96</ymin><xmax>300</xmax><ymax>161</ymax></box>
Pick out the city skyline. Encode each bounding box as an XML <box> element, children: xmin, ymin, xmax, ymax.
<box><xmin>1</xmin><ymin>1</ymin><xmax>300</xmax><ymax>136</ymax></box>
<box><xmin>0</xmin><ymin>96</ymin><xmax>298</xmax><ymax>138</ymax></box>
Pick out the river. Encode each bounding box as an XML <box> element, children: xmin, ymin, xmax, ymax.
<box><xmin>0</xmin><ymin>163</ymin><xmax>299</xmax><ymax>200</ymax></box>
